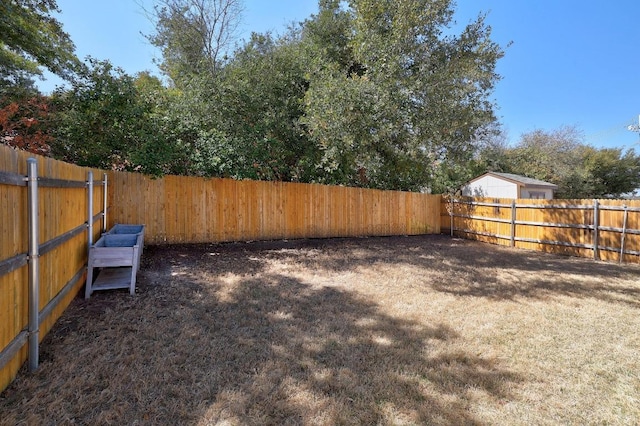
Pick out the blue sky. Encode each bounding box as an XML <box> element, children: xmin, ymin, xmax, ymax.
<box><xmin>39</xmin><ymin>0</ymin><xmax>640</xmax><ymax>150</ymax></box>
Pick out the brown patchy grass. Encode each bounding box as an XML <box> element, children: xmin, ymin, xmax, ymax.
<box><xmin>1</xmin><ymin>235</ymin><xmax>640</xmax><ymax>425</ymax></box>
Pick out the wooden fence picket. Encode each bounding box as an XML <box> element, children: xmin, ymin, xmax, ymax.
<box><xmin>442</xmin><ymin>196</ymin><xmax>640</xmax><ymax>264</ymax></box>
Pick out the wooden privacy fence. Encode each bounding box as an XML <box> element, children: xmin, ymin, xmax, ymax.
<box><xmin>441</xmin><ymin>196</ymin><xmax>640</xmax><ymax>264</ymax></box>
<box><xmin>110</xmin><ymin>172</ymin><xmax>442</xmax><ymax>244</ymax></box>
<box><xmin>4</xmin><ymin>146</ymin><xmax>640</xmax><ymax>395</ymax></box>
<box><xmin>0</xmin><ymin>146</ymin><xmax>106</xmax><ymax>392</ymax></box>
<box><xmin>1</xmin><ymin>150</ymin><xmax>440</xmax><ymax>393</ymax></box>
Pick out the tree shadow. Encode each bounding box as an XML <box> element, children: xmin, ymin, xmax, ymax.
<box><xmin>0</xmin><ymin>244</ymin><xmax>522</xmax><ymax>425</ymax></box>
<box><xmin>176</xmin><ymin>234</ymin><xmax>640</xmax><ymax>307</ymax></box>
<box><xmin>425</xmin><ymin>237</ymin><xmax>640</xmax><ymax>307</ymax></box>
<box><xmin>4</xmin><ymin>234</ymin><xmax>636</xmax><ymax>423</ymax></box>
<box><xmin>437</xmin><ymin>196</ymin><xmax>640</xmax><ymax>305</ymax></box>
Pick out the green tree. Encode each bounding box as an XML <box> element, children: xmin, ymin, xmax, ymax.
<box><xmin>51</xmin><ymin>59</ymin><xmax>156</xmax><ymax>171</ymax></box>
<box><xmin>583</xmin><ymin>147</ymin><xmax>640</xmax><ymax>198</ymax></box>
<box><xmin>133</xmin><ymin>71</ymin><xmax>251</xmax><ymax>179</ymax></box>
<box><xmin>468</xmin><ymin>123</ymin><xmax>510</xmax><ymax>176</ymax></box>
<box><xmin>302</xmin><ymin>0</ymin><xmax>504</xmax><ymax>191</ymax></box>
<box><xmin>141</xmin><ymin>75</ymin><xmax>238</xmax><ymax>177</ymax></box>
<box><xmin>211</xmin><ymin>31</ymin><xmax>317</xmax><ymax>181</ymax></box>
<box><xmin>141</xmin><ymin>0</ymin><xmax>503</xmax><ymax>190</ymax></box>
<box><xmin>505</xmin><ymin>126</ymin><xmax>584</xmax><ymax>187</ymax></box>
<box><xmin>0</xmin><ymin>0</ymin><xmax>80</xmax><ymax>90</ymax></box>
<box><xmin>145</xmin><ymin>0</ymin><xmax>243</xmax><ymax>86</ymax></box>
<box><xmin>477</xmin><ymin>126</ymin><xmax>590</xmax><ymax>198</ymax></box>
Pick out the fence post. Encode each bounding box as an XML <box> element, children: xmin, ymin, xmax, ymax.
<box><xmin>85</xmin><ymin>172</ymin><xmax>94</xmax><ymax>300</ymax></box>
<box><xmin>510</xmin><ymin>200</ymin><xmax>516</xmax><ymax>247</ymax></box>
<box><xmin>449</xmin><ymin>196</ymin><xmax>454</xmax><ymax>237</ymax></box>
<box><xmin>87</xmin><ymin>171</ymin><xmax>93</xmax><ymax>249</ymax></box>
<box><xmin>102</xmin><ymin>173</ymin><xmax>108</xmax><ymax>233</ymax></box>
<box><xmin>619</xmin><ymin>205</ymin><xmax>628</xmax><ymax>264</ymax></box>
<box><xmin>593</xmin><ymin>199</ymin><xmax>600</xmax><ymax>260</ymax></box>
<box><xmin>26</xmin><ymin>158</ymin><xmax>39</xmax><ymax>372</ymax></box>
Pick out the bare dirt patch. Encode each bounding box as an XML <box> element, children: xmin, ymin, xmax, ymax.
<box><xmin>1</xmin><ymin>235</ymin><xmax>639</xmax><ymax>425</ymax></box>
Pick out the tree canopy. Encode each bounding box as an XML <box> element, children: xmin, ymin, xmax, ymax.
<box><xmin>4</xmin><ymin>0</ymin><xmax>636</xmax><ymax>199</ymax></box>
<box><xmin>34</xmin><ymin>1</ymin><xmax>640</xmax><ymax>198</ymax></box>
<box><xmin>301</xmin><ymin>0</ymin><xmax>503</xmax><ymax>191</ymax></box>
<box><xmin>83</xmin><ymin>0</ymin><xmax>503</xmax><ymax>191</ymax></box>
<box><xmin>0</xmin><ymin>0</ymin><xmax>80</xmax><ymax>91</ymax></box>
<box><xmin>144</xmin><ymin>0</ymin><xmax>243</xmax><ymax>86</ymax></box>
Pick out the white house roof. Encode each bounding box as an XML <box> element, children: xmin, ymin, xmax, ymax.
<box><xmin>470</xmin><ymin>172</ymin><xmax>558</xmax><ymax>189</ymax></box>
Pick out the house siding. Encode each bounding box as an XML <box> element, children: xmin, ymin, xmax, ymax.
<box><xmin>462</xmin><ymin>175</ymin><xmax>519</xmax><ymax>198</ymax></box>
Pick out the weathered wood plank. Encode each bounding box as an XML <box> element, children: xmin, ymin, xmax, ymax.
<box><xmin>91</xmin><ymin>267</ymin><xmax>134</xmax><ymax>291</ymax></box>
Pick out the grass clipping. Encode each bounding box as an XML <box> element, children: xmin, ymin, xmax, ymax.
<box><xmin>1</xmin><ymin>235</ymin><xmax>639</xmax><ymax>425</ymax></box>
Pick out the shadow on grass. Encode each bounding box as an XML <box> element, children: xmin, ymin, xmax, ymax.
<box><xmin>4</xmin><ymin>234</ymin><xmax>637</xmax><ymax>423</ymax></box>
<box><xmin>0</xmin><ymin>246</ymin><xmax>521</xmax><ymax>425</ymax></box>
<box><xmin>192</xmin><ymin>235</ymin><xmax>640</xmax><ymax>307</ymax></box>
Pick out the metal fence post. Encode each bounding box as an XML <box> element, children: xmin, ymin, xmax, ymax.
<box><xmin>27</xmin><ymin>158</ymin><xmax>39</xmax><ymax>372</ymax></box>
<box><xmin>593</xmin><ymin>199</ymin><xmax>600</xmax><ymax>260</ymax></box>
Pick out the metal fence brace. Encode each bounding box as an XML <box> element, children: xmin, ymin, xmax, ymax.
<box><xmin>0</xmin><ymin>160</ymin><xmax>107</xmax><ymax>376</ymax></box>
<box><xmin>27</xmin><ymin>159</ymin><xmax>39</xmax><ymax>372</ymax></box>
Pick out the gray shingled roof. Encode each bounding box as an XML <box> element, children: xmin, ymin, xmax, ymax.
<box><xmin>488</xmin><ymin>172</ymin><xmax>558</xmax><ymax>188</ymax></box>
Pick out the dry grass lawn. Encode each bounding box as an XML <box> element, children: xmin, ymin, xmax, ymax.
<box><xmin>1</xmin><ymin>235</ymin><xmax>639</xmax><ymax>425</ymax></box>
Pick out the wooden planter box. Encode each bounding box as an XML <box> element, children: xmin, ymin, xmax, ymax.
<box><xmin>85</xmin><ymin>231</ymin><xmax>144</xmax><ymax>299</ymax></box>
<box><xmin>104</xmin><ymin>223</ymin><xmax>145</xmax><ymax>265</ymax></box>
<box><xmin>104</xmin><ymin>224</ymin><xmax>145</xmax><ymax>235</ymax></box>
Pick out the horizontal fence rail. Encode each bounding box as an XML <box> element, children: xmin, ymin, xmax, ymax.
<box><xmin>442</xmin><ymin>196</ymin><xmax>640</xmax><ymax>264</ymax></box>
<box><xmin>0</xmin><ymin>145</ymin><xmax>106</xmax><ymax>393</ymax></box>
